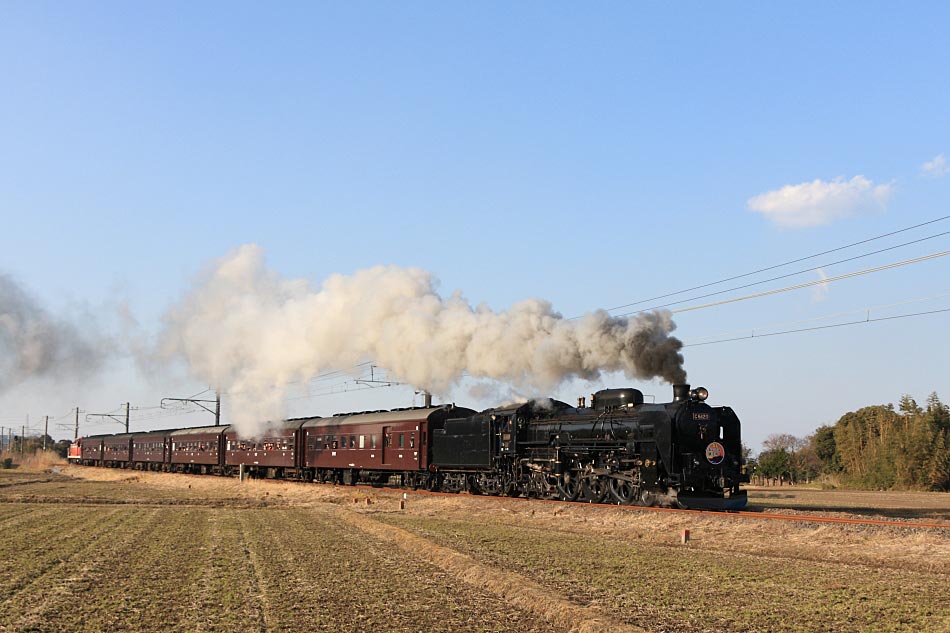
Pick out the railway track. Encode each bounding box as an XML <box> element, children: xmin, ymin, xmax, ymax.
<box><xmin>64</xmin><ymin>467</ymin><xmax>950</xmax><ymax>530</ymax></box>
<box><xmin>346</xmin><ymin>484</ymin><xmax>950</xmax><ymax>530</ymax></box>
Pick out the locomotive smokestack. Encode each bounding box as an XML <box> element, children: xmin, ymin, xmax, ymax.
<box><xmin>673</xmin><ymin>383</ymin><xmax>690</xmax><ymax>402</ymax></box>
<box><xmin>423</xmin><ymin>392</ymin><xmax>432</xmax><ymax>408</ymax></box>
<box><xmin>577</xmin><ymin>396</ymin><xmax>586</xmax><ymax>408</ymax></box>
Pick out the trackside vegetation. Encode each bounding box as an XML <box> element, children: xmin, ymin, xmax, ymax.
<box><xmin>751</xmin><ymin>392</ymin><xmax>950</xmax><ymax>490</ymax></box>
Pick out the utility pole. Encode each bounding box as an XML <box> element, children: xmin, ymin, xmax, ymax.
<box><xmin>1</xmin><ymin>426</ymin><xmax>4</xmax><ymax>452</ymax></box>
<box><xmin>161</xmin><ymin>392</ymin><xmax>221</xmax><ymax>426</ymax></box>
<box><xmin>74</xmin><ymin>407</ymin><xmax>79</xmax><ymax>439</ymax></box>
<box><xmin>21</xmin><ymin>425</ymin><xmax>25</xmax><ymax>454</ymax></box>
<box><xmin>43</xmin><ymin>416</ymin><xmax>48</xmax><ymax>451</ymax></box>
<box><xmin>86</xmin><ymin>404</ymin><xmax>132</xmax><ymax>434</ymax></box>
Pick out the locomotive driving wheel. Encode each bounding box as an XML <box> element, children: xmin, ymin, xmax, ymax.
<box><xmin>581</xmin><ymin>476</ymin><xmax>609</xmax><ymax>503</ymax></box>
<box><xmin>608</xmin><ymin>477</ymin><xmax>638</xmax><ymax>505</ymax></box>
<box><xmin>556</xmin><ymin>471</ymin><xmax>582</xmax><ymax>501</ymax></box>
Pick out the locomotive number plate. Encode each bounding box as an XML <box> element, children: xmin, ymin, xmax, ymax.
<box><xmin>692</xmin><ymin>412</ymin><xmax>711</xmax><ymax>421</ymax></box>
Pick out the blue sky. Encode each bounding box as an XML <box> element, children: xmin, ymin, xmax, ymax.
<box><xmin>1</xmin><ymin>3</ymin><xmax>949</xmax><ymax>447</ymax></box>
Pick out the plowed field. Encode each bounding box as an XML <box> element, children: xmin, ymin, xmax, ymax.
<box><xmin>0</xmin><ymin>467</ymin><xmax>947</xmax><ymax>632</ymax></box>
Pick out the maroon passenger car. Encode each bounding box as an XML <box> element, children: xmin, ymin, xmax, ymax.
<box><xmin>131</xmin><ymin>431</ymin><xmax>170</xmax><ymax>471</ymax></box>
<box><xmin>101</xmin><ymin>433</ymin><xmax>133</xmax><ymax>467</ymax></box>
<box><xmin>168</xmin><ymin>426</ymin><xmax>227</xmax><ymax>474</ymax></box>
<box><xmin>80</xmin><ymin>435</ymin><xmax>105</xmax><ymax>466</ymax></box>
<box><xmin>224</xmin><ymin>419</ymin><xmax>310</xmax><ymax>478</ymax></box>
<box><xmin>301</xmin><ymin>405</ymin><xmax>475</xmax><ymax>486</ymax></box>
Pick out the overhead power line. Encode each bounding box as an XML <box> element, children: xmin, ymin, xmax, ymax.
<box><xmin>685</xmin><ymin>291</ymin><xmax>950</xmax><ymax>341</ymax></box>
<box><xmin>617</xmin><ymin>230</ymin><xmax>950</xmax><ymax>316</ymax></box>
<box><xmin>685</xmin><ymin>290</ymin><xmax>950</xmax><ymax>343</ymax></box>
<box><xmin>684</xmin><ymin>306</ymin><xmax>950</xmax><ymax>347</ymax></box>
<box><xmin>670</xmin><ymin>249</ymin><xmax>950</xmax><ymax>314</ymax></box>
<box><xmin>601</xmin><ymin>214</ymin><xmax>950</xmax><ymax>314</ymax></box>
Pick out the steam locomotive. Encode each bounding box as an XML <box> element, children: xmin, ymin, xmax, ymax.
<box><xmin>70</xmin><ymin>383</ymin><xmax>747</xmax><ymax>510</ymax></box>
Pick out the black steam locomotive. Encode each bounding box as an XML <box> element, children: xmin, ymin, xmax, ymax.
<box><xmin>433</xmin><ymin>383</ymin><xmax>747</xmax><ymax>510</ymax></box>
<box><xmin>71</xmin><ymin>383</ymin><xmax>746</xmax><ymax>511</ymax></box>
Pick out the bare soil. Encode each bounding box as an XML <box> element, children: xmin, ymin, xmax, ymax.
<box><xmin>0</xmin><ymin>464</ymin><xmax>946</xmax><ymax>632</ymax></box>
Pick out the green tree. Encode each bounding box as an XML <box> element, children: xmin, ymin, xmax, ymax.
<box><xmin>830</xmin><ymin>395</ymin><xmax>949</xmax><ymax>490</ymax></box>
<box><xmin>756</xmin><ymin>448</ymin><xmax>790</xmax><ymax>481</ymax></box>
<box><xmin>926</xmin><ymin>392</ymin><xmax>950</xmax><ymax>431</ymax></box>
<box><xmin>899</xmin><ymin>394</ymin><xmax>923</xmax><ymax>417</ymax></box>
<box><xmin>811</xmin><ymin>424</ymin><xmax>841</xmax><ymax>473</ymax></box>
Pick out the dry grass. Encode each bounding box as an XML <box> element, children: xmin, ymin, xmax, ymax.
<box><xmin>0</xmin><ymin>450</ymin><xmax>66</xmax><ymax>472</ymax></box>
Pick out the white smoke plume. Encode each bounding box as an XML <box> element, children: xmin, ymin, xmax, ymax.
<box><xmin>159</xmin><ymin>245</ymin><xmax>686</xmax><ymax>437</ymax></box>
<box><xmin>0</xmin><ymin>274</ymin><xmax>107</xmax><ymax>391</ymax></box>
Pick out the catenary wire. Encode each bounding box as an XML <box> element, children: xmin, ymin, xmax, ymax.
<box><xmin>683</xmin><ymin>307</ymin><xmax>950</xmax><ymax>347</ymax></box>
<box><xmin>617</xmin><ymin>230</ymin><xmax>950</xmax><ymax>315</ymax></box>
<box><xmin>600</xmin><ymin>214</ymin><xmax>950</xmax><ymax>314</ymax></box>
<box><xmin>684</xmin><ymin>290</ymin><xmax>950</xmax><ymax>342</ymax></box>
<box><xmin>668</xmin><ymin>249</ymin><xmax>950</xmax><ymax>314</ymax></box>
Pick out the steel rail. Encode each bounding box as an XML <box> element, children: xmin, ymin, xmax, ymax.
<box><xmin>339</xmin><ymin>483</ymin><xmax>950</xmax><ymax>530</ymax></box>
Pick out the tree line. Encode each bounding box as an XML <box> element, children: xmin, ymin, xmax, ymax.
<box><xmin>0</xmin><ymin>435</ymin><xmax>71</xmax><ymax>459</ymax></box>
<box><xmin>748</xmin><ymin>392</ymin><xmax>950</xmax><ymax>490</ymax></box>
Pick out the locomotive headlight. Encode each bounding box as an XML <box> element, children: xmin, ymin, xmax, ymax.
<box><xmin>690</xmin><ymin>387</ymin><xmax>709</xmax><ymax>401</ymax></box>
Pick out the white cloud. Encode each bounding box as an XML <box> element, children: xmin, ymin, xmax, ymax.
<box><xmin>811</xmin><ymin>268</ymin><xmax>830</xmax><ymax>302</ymax></box>
<box><xmin>921</xmin><ymin>154</ymin><xmax>949</xmax><ymax>178</ymax></box>
<box><xmin>747</xmin><ymin>175</ymin><xmax>892</xmax><ymax>229</ymax></box>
